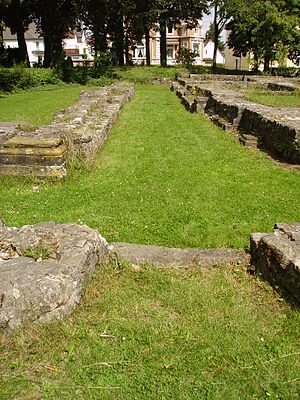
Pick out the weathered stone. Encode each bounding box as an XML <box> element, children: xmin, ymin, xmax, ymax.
<box><xmin>109</xmin><ymin>242</ymin><xmax>250</xmax><ymax>268</ymax></box>
<box><xmin>250</xmin><ymin>223</ymin><xmax>300</xmax><ymax>305</ymax></box>
<box><xmin>172</xmin><ymin>75</ymin><xmax>300</xmax><ymax>165</ymax></box>
<box><xmin>0</xmin><ymin>83</ymin><xmax>134</xmax><ymax>178</ymax></box>
<box><xmin>0</xmin><ymin>222</ymin><xmax>109</xmax><ymax>333</ymax></box>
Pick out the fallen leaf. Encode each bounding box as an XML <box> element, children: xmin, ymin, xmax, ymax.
<box><xmin>45</xmin><ymin>365</ymin><xmax>56</xmax><ymax>372</ymax></box>
<box><xmin>101</xmin><ymin>311</ymin><xmax>106</xmax><ymax>322</ymax></box>
<box><xmin>132</xmin><ymin>264</ymin><xmax>142</xmax><ymax>272</ymax></box>
<box><xmin>164</xmin><ymin>363</ymin><xmax>175</xmax><ymax>369</ymax></box>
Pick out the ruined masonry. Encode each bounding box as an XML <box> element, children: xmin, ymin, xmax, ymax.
<box><xmin>251</xmin><ymin>223</ymin><xmax>300</xmax><ymax>305</ymax></box>
<box><xmin>172</xmin><ymin>75</ymin><xmax>300</xmax><ymax>164</ymax></box>
<box><xmin>0</xmin><ymin>219</ymin><xmax>299</xmax><ymax>334</ymax></box>
<box><xmin>0</xmin><ymin>83</ymin><xmax>134</xmax><ymax>178</ymax></box>
<box><xmin>0</xmin><ymin>222</ymin><xmax>109</xmax><ymax>333</ymax></box>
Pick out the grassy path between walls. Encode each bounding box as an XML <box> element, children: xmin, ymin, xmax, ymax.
<box><xmin>0</xmin><ymin>84</ymin><xmax>299</xmax><ymax>248</ymax></box>
<box><xmin>0</xmin><ymin>84</ymin><xmax>299</xmax><ymax>399</ymax></box>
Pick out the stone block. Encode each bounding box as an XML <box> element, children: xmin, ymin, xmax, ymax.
<box><xmin>250</xmin><ymin>223</ymin><xmax>300</xmax><ymax>305</ymax></box>
<box><xmin>0</xmin><ymin>222</ymin><xmax>109</xmax><ymax>333</ymax></box>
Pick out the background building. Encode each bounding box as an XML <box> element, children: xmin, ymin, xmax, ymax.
<box><xmin>131</xmin><ymin>21</ymin><xmax>204</xmax><ymax>66</ymax></box>
<box><xmin>3</xmin><ymin>23</ymin><xmax>93</xmax><ymax>67</ymax></box>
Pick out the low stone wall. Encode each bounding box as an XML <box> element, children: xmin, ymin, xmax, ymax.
<box><xmin>0</xmin><ymin>218</ymin><xmax>299</xmax><ymax>333</ymax></box>
<box><xmin>250</xmin><ymin>223</ymin><xmax>300</xmax><ymax>305</ymax></box>
<box><xmin>172</xmin><ymin>76</ymin><xmax>300</xmax><ymax>164</ymax></box>
<box><xmin>0</xmin><ymin>221</ymin><xmax>109</xmax><ymax>333</ymax></box>
<box><xmin>0</xmin><ymin>83</ymin><xmax>134</xmax><ymax>178</ymax></box>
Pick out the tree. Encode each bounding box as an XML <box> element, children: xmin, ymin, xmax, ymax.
<box><xmin>3</xmin><ymin>0</ymin><xmax>30</xmax><ymax>65</ymax></box>
<box><xmin>227</xmin><ymin>0</ymin><xmax>300</xmax><ymax>72</ymax></box>
<box><xmin>0</xmin><ymin>0</ymin><xmax>11</xmax><ymax>48</ymax></box>
<box><xmin>208</xmin><ymin>1</ymin><xmax>235</xmax><ymax>69</ymax></box>
<box><xmin>79</xmin><ymin>0</ymin><xmax>109</xmax><ymax>55</ymax></box>
<box><xmin>205</xmin><ymin>22</ymin><xmax>224</xmax><ymax>52</ymax></box>
<box><xmin>154</xmin><ymin>0</ymin><xmax>208</xmax><ymax>67</ymax></box>
<box><xmin>27</xmin><ymin>0</ymin><xmax>78</xmax><ymax>67</ymax></box>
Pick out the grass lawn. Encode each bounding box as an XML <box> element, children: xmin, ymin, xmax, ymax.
<box><xmin>0</xmin><ymin>84</ymin><xmax>299</xmax><ymax>248</ymax></box>
<box><xmin>0</xmin><ymin>264</ymin><xmax>299</xmax><ymax>400</ymax></box>
<box><xmin>0</xmin><ymin>85</ymin><xmax>84</xmax><ymax>126</ymax></box>
<box><xmin>244</xmin><ymin>88</ymin><xmax>300</xmax><ymax>108</ymax></box>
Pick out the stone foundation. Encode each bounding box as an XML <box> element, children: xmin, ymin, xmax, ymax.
<box><xmin>250</xmin><ymin>223</ymin><xmax>300</xmax><ymax>305</ymax></box>
<box><xmin>0</xmin><ymin>83</ymin><xmax>134</xmax><ymax>178</ymax></box>
<box><xmin>1</xmin><ymin>219</ymin><xmax>299</xmax><ymax>334</ymax></box>
<box><xmin>0</xmin><ymin>222</ymin><xmax>109</xmax><ymax>333</ymax></box>
<box><xmin>171</xmin><ymin>75</ymin><xmax>300</xmax><ymax>164</ymax></box>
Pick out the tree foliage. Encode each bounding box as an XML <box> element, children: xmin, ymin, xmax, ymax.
<box><xmin>227</xmin><ymin>0</ymin><xmax>300</xmax><ymax>71</ymax></box>
<box><xmin>205</xmin><ymin>22</ymin><xmax>225</xmax><ymax>52</ymax></box>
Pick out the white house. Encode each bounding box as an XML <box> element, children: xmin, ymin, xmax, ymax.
<box><xmin>202</xmin><ymin>39</ymin><xmax>225</xmax><ymax>66</ymax></box>
<box><xmin>63</xmin><ymin>30</ymin><xmax>93</xmax><ymax>65</ymax></box>
<box><xmin>3</xmin><ymin>23</ymin><xmax>44</xmax><ymax>66</ymax></box>
<box><xmin>3</xmin><ymin>23</ymin><xmax>93</xmax><ymax>66</ymax></box>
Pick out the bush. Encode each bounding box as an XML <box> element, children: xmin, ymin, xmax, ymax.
<box><xmin>176</xmin><ymin>48</ymin><xmax>198</xmax><ymax>67</ymax></box>
<box><xmin>0</xmin><ymin>65</ymin><xmax>61</xmax><ymax>93</ymax></box>
<box><xmin>90</xmin><ymin>52</ymin><xmax>112</xmax><ymax>78</ymax></box>
<box><xmin>0</xmin><ymin>47</ymin><xmax>22</xmax><ymax>67</ymax></box>
<box><xmin>275</xmin><ymin>67</ymin><xmax>298</xmax><ymax>77</ymax></box>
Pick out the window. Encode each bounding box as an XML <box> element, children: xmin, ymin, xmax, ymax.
<box><xmin>193</xmin><ymin>44</ymin><xmax>199</xmax><ymax>54</ymax></box>
<box><xmin>167</xmin><ymin>48</ymin><xmax>173</xmax><ymax>58</ymax></box>
<box><xmin>182</xmin><ymin>27</ymin><xmax>186</xmax><ymax>36</ymax></box>
<box><xmin>36</xmin><ymin>42</ymin><xmax>39</xmax><ymax>49</ymax></box>
<box><xmin>235</xmin><ymin>59</ymin><xmax>239</xmax><ymax>70</ymax></box>
<box><xmin>183</xmin><ymin>42</ymin><xmax>187</xmax><ymax>49</ymax></box>
<box><xmin>168</xmin><ymin>27</ymin><xmax>172</xmax><ymax>34</ymax></box>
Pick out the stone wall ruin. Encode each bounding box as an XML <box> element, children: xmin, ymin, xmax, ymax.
<box><xmin>0</xmin><ymin>219</ymin><xmax>299</xmax><ymax>334</ymax></box>
<box><xmin>172</xmin><ymin>75</ymin><xmax>300</xmax><ymax>164</ymax></box>
<box><xmin>0</xmin><ymin>83</ymin><xmax>134</xmax><ymax>178</ymax></box>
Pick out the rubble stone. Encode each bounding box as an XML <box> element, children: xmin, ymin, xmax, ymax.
<box><xmin>0</xmin><ymin>83</ymin><xmax>134</xmax><ymax>178</ymax></box>
<box><xmin>0</xmin><ymin>222</ymin><xmax>109</xmax><ymax>333</ymax></box>
<box><xmin>250</xmin><ymin>223</ymin><xmax>300</xmax><ymax>305</ymax></box>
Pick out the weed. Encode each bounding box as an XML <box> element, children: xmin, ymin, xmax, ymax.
<box><xmin>24</xmin><ymin>241</ymin><xmax>54</xmax><ymax>261</ymax></box>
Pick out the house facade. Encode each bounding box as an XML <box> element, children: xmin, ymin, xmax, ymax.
<box><xmin>131</xmin><ymin>21</ymin><xmax>204</xmax><ymax>65</ymax></box>
<box><xmin>202</xmin><ymin>39</ymin><xmax>225</xmax><ymax>66</ymax></box>
<box><xmin>3</xmin><ymin>23</ymin><xmax>44</xmax><ymax>66</ymax></box>
<box><xmin>3</xmin><ymin>23</ymin><xmax>93</xmax><ymax>66</ymax></box>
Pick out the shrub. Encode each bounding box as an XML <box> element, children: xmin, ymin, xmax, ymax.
<box><xmin>90</xmin><ymin>52</ymin><xmax>112</xmax><ymax>78</ymax></box>
<box><xmin>275</xmin><ymin>67</ymin><xmax>298</xmax><ymax>77</ymax></box>
<box><xmin>0</xmin><ymin>65</ymin><xmax>61</xmax><ymax>93</ymax></box>
<box><xmin>176</xmin><ymin>48</ymin><xmax>198</xmax><ymax>67</ymax></box>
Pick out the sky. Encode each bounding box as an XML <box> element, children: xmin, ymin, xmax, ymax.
<box><xmin>202</xmin><ymin>9</ymin><xmax>227</xmax><ymax>41</ymax></box>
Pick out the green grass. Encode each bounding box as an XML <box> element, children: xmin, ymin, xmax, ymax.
<box><xmin>0</xmin><ymin>86</ymin><xmax>83</xmax><ymax>126</ymax></box>
<box><xmin>110</xmin><ymin>65</ymin><xmax>189</xmax><ymax>83</ymax></box>
<box><xmin>0</xmin><ymin>84</ymin><xmax>299</xmax><ymax>248</ymax></box>
<box><xmin>0</xmin><ymin>264</ymin><xmax>299</xmax><ymax>399</ymax></box>
<box><xmin>244</xmin><ymin>88</ymin><xmax>300</xmax><ymax>108</ymax></box>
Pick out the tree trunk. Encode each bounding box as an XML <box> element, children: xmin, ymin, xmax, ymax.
<box><xmin>264</xmin><ymin>53</ymin><xmax>270</xmax><ymax>72</ymax></box>
<box><xmin>16</xmin><ymin>26</ymin><xmax>29</xmax><ymax>66</ymax></box>
<box><xmin>212</xmin><ymin>4</ymin><xmax>218</xmax><ymax>70</ymax></box>
<box><xmin>124</xmin><ymin>33</ymin><xmax>130</xmax><ymax>65</ymax></box>
<box><xmin>43</xmin><ymin>35</ymin><xmax>52</xmax><ymax>68</ymax></box>
<box><xmin>115</xmin><ymin>14</ymin><xmax>124</xmax><ymax>66</ymax></box>
<box><xmin>145</xmin><ymin>28</ymin><xmax>150</xmax><ymax>66</ymax></box>
<box><xmin>253</xmin><ymin>52</ymin><xmax>259</xmax><ymax>72</ymax></box>
<box><xmin>7</xmin><ymin>0</ymin><xmax>29</xmax><ymax>66</ymax></box>
<box><xmin>160</xmin><ymin>18</ymin><xmax>166</xmax><ymax>67</ymax></box>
